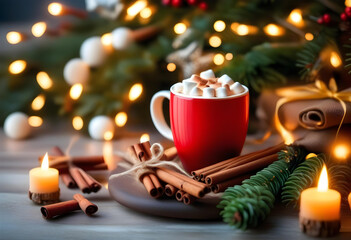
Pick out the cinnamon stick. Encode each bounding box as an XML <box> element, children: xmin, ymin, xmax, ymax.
<box><xmin>191</xmin><ymin>142</ymin><xmax>285</xmax><ymax>177</ymax></box>
<box><xmin>155</xmin><ymin>168</ymin><xmax>205</xmax><ymax>198</ymax></box>
<box><xmin>183</xmin><ymin>193</ymin><xmax>197</xmax><ymax>205</ymax></box>
<box><xmin>175</xmin><ymin>190</ymin><xmax>185</xmax><ymax>201</ymax></box>
<box><xmin>165</xmin><ymin>184</ymin><xmax>177</xmax><ymax>197</ymax></box>
<box><xmin>41</xmin><ymin>200</ymin><xmax>79</xmax><ymax>219</ymax></box>
<box><xmin>211</xmin><ymin>173</ymin><xmax>252</xmax><ymax>193</ymax></box>
<box><xmin>205</xmin><ymin>154</ymin><xmax>278</xmax><ymax>185</ymax></box>
<box><xmin>142</xmin><ymin>175</ymin><xmax>158</xmax><ymax>197</ymax></box>
<box><xmin>39</xmin><ymin>155</ymin><xmax>105</xmax><ymax>167</ymax></box>
<box><xmin>54</xmin><ymin>163</ymin><xmax>108</xmax><ymax>172</ymax></box>
<box><xmin>69</xmin><ymin>167</ymin><xmax>91</xmax><ymax>193</ymax></box>
<box><xmin>73</xmin><ymin>194</ymin><xmax>98</xmax><ymax>216</ymax></box>
<box><xmin>78</xmin><ymin>168</ymin><xmax>101</xmax><ymax>193</ymax></box>
<box><xmin>149</xmin><ymin>173</ymin><xmax>164</xmax><ymax>196</ymax></box>
<box><xmin>162</xmin><ymin>147</ymin><xmax>177</xmax><ymax>161</ymax></box>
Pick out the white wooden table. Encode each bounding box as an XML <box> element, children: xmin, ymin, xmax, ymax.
<box><xmin>0</xmin><ymin>124</ymin><xmax>350</xmax><ymax>240</ymax></box>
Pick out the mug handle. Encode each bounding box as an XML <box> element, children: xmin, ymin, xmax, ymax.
<box><xmin>150</xmin><ymin>90</ymin><xmax>173</xmax><ymax>141</ymax></box>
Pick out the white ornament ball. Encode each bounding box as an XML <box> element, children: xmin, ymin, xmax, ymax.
<box><xmin>111</xmin><ymin>27</ymin><xmax>132</xmax><ymax>50</ymax></box>
<box><xmin>80</xmin><ymin>36</ymin><xmax>108</xmax><ymax>67</ymax></box>
<box><xmin>4</xmin><ymin>112</ymin><xmax>31</xmax><ymax>140</ymax></box>
<box><xmin>88</xmin><ymin>115</ymin><xmax>115</xmax><ymax>140</ymax></box>
<box><xmin>63</xmin><ymin>58</ymin><xmax>90</xmax><ymax>85</ymax></box>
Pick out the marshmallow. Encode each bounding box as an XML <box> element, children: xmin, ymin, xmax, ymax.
<box><xmin>202</xmin><ymin>87</ymin><xmax>215</xmax><ymax>97</ymax></box>
<box><xmin>200</xmin><ymin>69</ymin><xmax>215</xmax><ymax>79</ymax></box>
<box><xmin>230</xmin><ymin>82</ymin><xmax>245</xmax><ymax>94</ymax></box>
<box><xmin>182</xmin><ymin>80</ymin><xmax>197</xmax><ymax>95</ymax></box>
<box><xmin>209</xmin><ymin>83</ymin><xmax>222</xmax><ymax>89</ymax></box>
<box><xmin>220</xmin><ymin>77</ymin><xmax>234</xmax><ymax>86</ymax></box>
<box><xmin>173</xmin><ymin>83</ymin><xmax>183</xmax><ymax>93</ymax></box>
<box><xmin>218</xmin><ymin>74</ymin><xmax>233</xmax><ymax>83</ymax></box>
<box><xmin>216</xmin><ymin>87</ymin><xmax>228</xmax><ymax>98</ymax></box>
<box><xmin>189</xmin><ymin>87</ymin><xmax>203</xmax><ymax>96</ymax></box>
<box><xmin>191</xmin><ymin>74</ymin><xmax>208</xmax><ymax>85</ymax></box>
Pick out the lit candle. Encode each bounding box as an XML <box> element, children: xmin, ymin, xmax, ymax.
<box><xmin>300</xmin><ymin>165</ymin><xmax>341</xmax><ymax>237</ymax></box>
<box><xmin>29</xmin><ymin>153</ymin><xmax>59</xmax><ymax>204</ymax></box>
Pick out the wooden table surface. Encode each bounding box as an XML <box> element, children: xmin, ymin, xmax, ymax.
<box><xmin>0</xmin><ymin>124</ymin><xmax>350</xmax><ymax>240</ymax></box>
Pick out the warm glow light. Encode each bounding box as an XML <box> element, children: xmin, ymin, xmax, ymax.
<box><xmin>115</xmin><ymin>112</ymin><xmax>128</xmax><ymax>127</ymax></box>
<box><xmin>129</xmin><ymin>83</ymin><xmax>143</xmax><ymax>101</ymax></box>
<box><xmin>36</xmin><ymin>71</ymin><xmax>53</xmax><ymax>90</ymax></box>
<box><xmin>72</xmin><ymin>116</ymin><xmax>84</xmax><ymax>130</ymax></box>
<box><xmin>174</xmin><ymin>23</ymin><xmax>187</xmax><ymax>35</ymax></box>
<box><xmin>214</xmin><ymin>20</ymin><xmax>226</xmax><ymax>32</ymax></box>
<box><xmin>41</xmin><ymin>152</ymin><xmax>49</xmax><ymax>170</ymax></box>
<box><xmin>305</xmin><ymin>33</ymin><xmax>314</xmax><ymax>41</ymax></box>
<box><xmin>275</xmin><ymin>116</ymin><xmax>294</xmax><ymax>145</ymax></box>
<box><xmin>104</xmin><ymin>131</ymin><xmax>114</xmax><ymax>141</ymax></box>
<box><xmin>127</xmin><ymin>0</ymin><xmax>147</xmax><ymax>17</ymax></box>
<box><xmin>167</xmin><ymin>63</ymin><xmax>176</xmax><ymax>72</ymax></box>
<box><xmin>330</xmin><ymin>51</ymin><xmax>342</xmax><ymax>68</ymax></box>
<box><xmin>31</xmin><ymin>94</ymin><xmax>45</xmax><ymax>111</ymax></box>
<box><xmin>101</xmin><ymin>33</ymin><xmax>112</xmax><ymax>46</ymax></box>
<box><xmin>305</xmin><ymin>153</ymin><xmax>317</xmax><ymax>159</ymax></box>
<box><xmin>48</xmin><ymin>2</ymin><xmax>63</xmax><ymax>16</ymax></box>
<box><xmin>264</xmin><ymin>24</ymin><xmax>284</xmax><ymax>36</ymax></box>
<box><xmin>288</xmin><ymin>9</ymin><xmax>303</xmax><ymax>26</ymax></box>
<box><xmin>209</xmin><ymin>35</ymin><xmax>222</xmax><ymax>48</ymax></box>
<box><xmin>213</xmin><ymin>53</ymin><xmax>225</xmax><ymax>65</ymax></box>
<box><xmin>6</xmin><ymin>31</ymin><xmax>22</xmax><ymax>44</ymax></box>
<box><xmin>70</xmin><ymin>84</ymin><xmax>83</xmax><ymax>100</ymax></box>
<box><xmin>225</xmin><ymin>53</ymin><xmax>233</xmax><ymax>60</ymax></box>
<box><xmin>140</xmin><ymin>7</ymin><xmax>152</xmax><ymax>19</ymax></box>
<box><xmin>31</xmin><ymin>22</ymin><xmax>47</xmax><ymax>37</ymax></box>
<box><xmin>140</xmin><ymin>133</ymin><xmax>150</xmax><ymax>143</ymax></box>
<box><xmin>346</xmin><ymin>0</ymin><xmax>351</xmax><ymax>7</ymax></box>
<box><xmin>103</xmin><ymin>141</ymin><xmax>114</xmax><ymax>170</ymax></box>
<box><xmin>317</xmin><ymin>165</ymin><xmax>328</xmax><ymax>192</ymax></box>
<box><xmin>333</xmin><ymin>144</ymin><xmax>349</xmax><ymax>160</ymax></box>
<box><xmin>236</xmin><ymin>24</ymin><xmax>249</xmax><ymax>36</ymax></box>
<box><xmin>9</xmin><ymin>60</ymin><xmax>26</xmax><ymax>74</ymax></box>
<box><xmin>28</xmin><ymin>116</ymin><xmax>43</xmax><ymax>127</ymax></box>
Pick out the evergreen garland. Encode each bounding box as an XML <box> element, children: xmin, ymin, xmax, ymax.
<box><xmin>281</xmin><ymin>154</ymin><xmax>325</xmax><ymax>207</ymax></box>
<box><xmin>218</xmin><ymin>146</ymin><xmax>306</xmax><ymax>230</ymax></box>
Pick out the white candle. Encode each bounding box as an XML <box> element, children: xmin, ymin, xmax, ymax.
<box><xmin>29</xmin><ymin>153</ymin><xmax>59</xmax><ymax>193</ymax></box>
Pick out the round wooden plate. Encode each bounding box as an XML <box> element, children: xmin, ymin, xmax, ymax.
<box><xmin>108</xmin><ymin>166</ymin><xmax>222</xmax><ymax>220</ymax></box>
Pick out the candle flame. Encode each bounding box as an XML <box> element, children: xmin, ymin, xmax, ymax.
<box><xmin>140</xmin><ymin>133</ymin><xmax>150</xmax><ymax>143</ymax></box>
<box><xmin>317</xmin><ymin>165</ymin><xmax>328</xmax><ymax>192</ymax></box>
<box><xmin>41</xmin><ymin>152</ymin><xmax>49</xmax><ymax>170</ymax></box>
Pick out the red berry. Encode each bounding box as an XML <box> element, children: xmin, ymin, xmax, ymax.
<box><xmin>341</xmin><ymin>12</ymin><xmax>348</xmax><ymax>21</ymax></box>
<box><xmin>346</xmin><ymin>7</ymin><xmax>351</xmax><ymax>17</ymax></box>
<box><xmin>198</xmin><ymin>2</ymin><xmax>208</xmax><ymax>10</ymax></box>
<box><xmin>317</xmin><ymin>17</ymin><xmax>324</xmax><ymax>24</ymax></box>
<box><xmin>322</xmin><ymin>14</ymin><xmax>331</xmax><ymax>24</ymax></box>
<box><xmin>187</xmin><ymin>0</ymin><xmax>198</xmax><ymax>5</ymax></box>
<box><xmin>162</xmin><ymin>0</ymin><xmax>171</xmax><ymax>5</ymax></box>
<box><xmin>172</xmin><ymin>0</ymin><xmax>182</xmax><ymax>7</ymax></box>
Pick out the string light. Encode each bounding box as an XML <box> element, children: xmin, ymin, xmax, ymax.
<box><xmin>330</xmin><ymin>51</ymin><xmax>342</xmax><ymax>68</ymax></box>
<box><xmin>127</xmin><ymin>0</ymin><xmax>147</xmax><ymax>18</ymax></box>
<box><xmin>213</xmin><ymin>20</ymin><xmax>226</xmax><ymax>32</ymax></box>
<box><xmin>140</xmin><ymin>133</ymin><xmax>150</xmax><ymax>143</ymax></box>
<box><xmin>236</xmin><ymin>24</ymin><xmax>249</xmax><ymax>36</ymax></box>
<box><xmin>9</xmin><ymin>60</ymin><xmax>26</xmax><ymax>74</ymax></box>
<box><xmin>70</xmin><ymin>83</ymin><xmax>83</xmax><ymax>100</ymax></box>
<box><xmin>209</xmin><ymin>35</ymin><xmax>222</xmax><ymax>48</ymax></box>
<box><xmin>28</xmin><ymin>116</ymin><xmax>43</xmax><ymax>127</ymax></box>
<box><xmin>140</xmin><ymin>7</ymin><xmax>152</xmax><ymax>19</ymax></box>
<box><xmin>31</xmin><ymin>94</ymin><xmax>45</xmax><ymax>111</ymax></box>
<box><xmin>36</xmin><ymin>71</ymin><xmax>53</xmax><ymax>90</ymax></box>
<box><xmin>167</xmin><ymin>63</ymin><xmax>176</xmax><ymax>72</ymax></box>
<box><xmin>31</xmin><ymin>22</ymin><xmax>47</xmax><ymax>37</ymax></box>
<box><xmin>72</xmin><ymin>116</ymin><xmax>84</xmax><ymax>130</ymax></box>
<box><xmin>231</xmin><ymin>23</ymin><xmax>258</xmax><ymax>35</ymax></box>
<box><xmin>264</xmin><ymin>24</ymin><xmax>284</xmax><ymax>36</ymax></box>
<box><xmin>345</xmin><ymin>0</ymin><xmax>351</xmax><ymax>7</ymax></box>
<box><xmin>174</xmin><ymin>23</ymin><xmax>187</xmax><ymax>34</ymax></box>
<box><xmin>48</xmin><ymin>2</ymin><xmax>63</xmax><ymax>16</ymax></box>
<box><xmin>333</xmin><ymin>144</ymin><xmax>349</xmax><ymax>160</ymax></box>
<box><xmin>288</xmin><ymin>9</ymin><xmax>303</xmax><ymax>26</ymax></box>
<box><xmin>6</xmin><ymin>31</ymin><xmax>22</xmax><ymax>44</ymax></box>
<box><xmin>129</xmin><ymin>83</ymin><xmax>143</xmax><ymax>101</ymax></box>
<box><xmin>115</xmin><ymin>112</ymin><xmax>128</xmax><ymax>127</ymax></box>
<box><xmin>104</xmin><ymin>131</ymin><xmax>114</xmax><ymax>141</ymax></box>
<box><xmin>225</xmin><ymin>53</ymin><xmax>233</xmax><ymax>60</ymax></box>
<box><xmin>101</xmin><ymin>33</ymin><xmax>112</xmax><ymax>46</ymax></box>
<box><xmin>304</xmin><ymin>33</ymin><xmax>314</xmax><ymax>41</ymax></box>
<box><xmin>213</xmin><ymin>53</ymin><xmax>225</xmax><ymax>65</ymax></box>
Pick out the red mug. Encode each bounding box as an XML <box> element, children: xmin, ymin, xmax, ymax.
<box><xmin>150</xmin><ymin>84</ymin><xmax>249</xmax><ymax>172</ymax></box>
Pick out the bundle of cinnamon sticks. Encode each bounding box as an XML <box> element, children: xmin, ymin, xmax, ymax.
<box><xmin>191</xmin><ymin>142</ymin><xmax>286</xmax><ymax>193</ymax></box>
<box><xmin>43</xmin><ymin>146</ymin><xmax>103</xmax><ymax>193</ymax></box>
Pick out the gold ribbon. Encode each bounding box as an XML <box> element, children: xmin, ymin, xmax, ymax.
<box><xmin>275</xmin><ymin>79</ymin><xmax>351</xmax><ymax>144</ymax></box>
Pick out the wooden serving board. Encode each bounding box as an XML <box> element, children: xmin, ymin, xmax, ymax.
<box><xmin>108</xmin><ymin>166</ymin><xmax>222</xmax><ymax>220</ymax></box>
